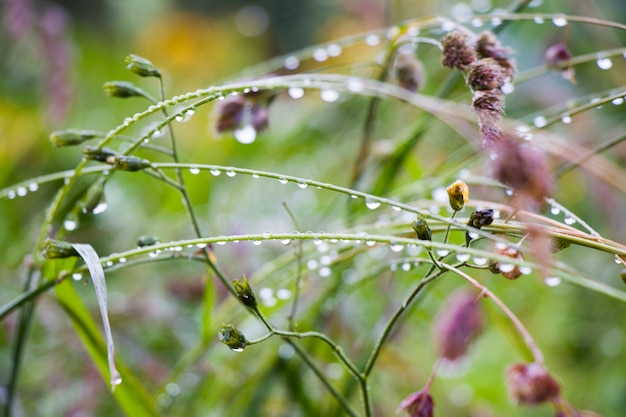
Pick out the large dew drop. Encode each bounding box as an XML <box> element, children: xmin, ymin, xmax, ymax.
<box><xmin>234</xmin><ymin>125</ymin><xmax>257</xmax><ymax>144</ymax></box>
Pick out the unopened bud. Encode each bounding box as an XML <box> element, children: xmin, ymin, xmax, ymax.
<box><xmin>50</xmin><ymin>129</ymin><xmax>99</xmax><ymax>147</ymax></box>
<box><xmin>125</xmin><ymin>54</ymin><xmax>161</xmax><ymax>78</ymax></box>
<box><xmin>83</xmin><ymin>146</ymin><xmax>117</xmax><ymax>163</ymax></box>
<box><xmin>490</xmin><ymin>246</ymin><xmax>524</xmax><ymax>280</ymax></box>
<box><xmin>412</xmin><ymin>216</ymin><xmax>432</xmax><ymax>241</ymax></box>
<box><xmin>506</xmin><ymin>363</ymin><xmax>560</xmax><ymax>405</ymax></box>
<box><xmin>41</xmin><ymin>239</ymin><xmax>78</xmax><ymax>259</ymax></box>
<box><xmin>114</xmin><ymin>155</ymin><xmax>151</xmax><ymax>172</ymax></box>
<box><xmin>446</xmin><ymin>180</ymin><xmax>469</xmax><ymax>211</ymax></box>
<box><xmin>80</xmin><ymin>178</ymin><xmax>106</xmax><ymax>214</ymax></box>
<box><xmin>103</xmin><ymin>81</ymin><xmax>145</xmax><ymax>99</ymax></box>
<box><xmin>233</xmin><ymin>275</ymin><xmax>257</xmax><ymax>309</ymax></box>
<box><xmin>544</xmin><ymin>43</ymin><xmax>576</xmax><ymax>84</ymax></box>
<box><xmin>218</xmin><ymin>323</ymin><xmax>247</xmax><ymax>352</ymax></box>
<box><xmin>398</xmin><ymin>388</ymin><xmax>435</xmax><ymax>417</ymax></box>
<box><xmin>466</xmin><ymin>208</ymin><xmax>494</xmax><ymax>245</ymax></box>
<box><xmin>137</xmin><ymin>235</ymin><xmax>160</xmax><ymax>247</ymax></box>
<box><xmin>550</xmin><ymin>237</ymin><xmax>571</xmax><ymax>253</ymax></box>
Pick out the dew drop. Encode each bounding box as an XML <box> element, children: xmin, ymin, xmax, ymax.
<box><xmin>456</xmin><ymin>253</ymin><xmax>471</xmax><ymax>262</ymax></box>
<box><xmin>307</xmin><ymin>259</ymin><xmax>319</xmax><ymax>270</ymax></box>
<box><xmin>284</xmin><ymin>56</ymin><xmax>300</xmax><ymax>70</ymax></box>
<box><xmin>252</xmin><ymin>174</ymin><xmax>260</xmax><ymax>179</ymax></box>
<box><xmin>350</xmin><ymin>195</ymin><xmax>359</xmax><ymax>199</ymax></box>
<box><xmin>262</xmin><ymin>231</ymin><xmax>272</xmax><ymax>239</ymax></box>
<box><xmin>561</xmin><ymin>114</ymin><xmax>572</xmax><ymax>124</ymax></box>
<box><xmin>533</xmin><ymin>115</ymin><xmax>547</xmax><ymax>128</ymax></box>
<box><xmin>499</xmin><ymin>264</ymin><xmax>515</xmax><ymax>273</ymax></box>
<box><xmin>319</xmin><ymin>267</ymin><xmax>332</xmax><ymax>277</ymax></box>
<box><xmin>226</xmin><ymin>170</ymin><xmax>236</xmax><ymax>177</ymax></box>
<box><xmin>612</xmin><ymin>97</ymin><xmax>624</xmax><ymax>106</ymax></box>
<box><xmin>505</xmin><ymin>188</ymin><xmax>514</xmax><ymax>196</ymax></box>
<box><xmin>313</xmin><ymin>48</ymin><xmax>328</xmax><ymax>62</ymax></box>
<box><xmin>365</xmin><ymin>199</ymin><xmax>381</xmax><ymax>210</ymax></box>
<box><xmin>441</xmin><ymin>20</ymin><xmax>456</xmax><ymax>31</ymax></box>
<box><xmin>297</xmin><ymin>182</ymin><xmax>308</xmax><ymax>189</ymax></box>
<box><xmin>550</xmin><ymin>206</ymin><xmax>561</xmax><ymax>215</ymax></box>
<box><xmin>471</xmin><ymin>18</ymin><xmax>484</xmax><ymax>27</ymax></box>
<box><xmin>119</xmin><ymin>257</ymin><xmax>127</xmax><ymax>263</ymax></box>
<box><xmin>175</xmin><ymin>114</ymin><xmax>185</xmax><ymax>122</ymax></box>
<box><xmin>564</xmin><ymin>215</ymin><xmax>576</xmax><ymax>225</ymax></box>
<box><xmin>196</xmin><ymin>243</ymin><xmax>207</xmax><ymax>248</ymax></box>
<box><xmin>105</xmin><ymin>260</ymin><xmax>114</xmax><ymax>267</ymax></box>
<box><xmin>519</xmin><ymin>266</ymin><xmax>532</xmax><ymax>275</ymax></box>
<box><xmin>186</xmin><ymin>108</ymin><xmax>196</xmax><ymax>117</ymax></box>
<box><xmin>216</xmin><ymin>241</ymin><xmax>227</xmax><ymax>245</ymax></box>
<box><xmin>7</xmin><ymin>190</ymin><xmax>16</xmax><ymax>199</ymax></box>
<box><xmin>288</xmin><ymin>87</ymin><xmax>305</xmax><ymax>99</ymax></box>
<box><xmin>365</xmin><ymin>34</ymin><xmax>381</xmax><ymax>46</ymax></box>
<box><xmin>252</xmin><ymin>240</ymin><xmax>262</xmax><ymax>246</ymax></box>
<box><xmin>401</xmin><ymin>262</ymin><xmax>411</xmax><ymax>271</ymax></box>
<box><xmin>72</xmin><ymin>273</ymin><xmax>83</xmax><ymax>281</ymax></box>
<box><xmin>436</xmin><ymin>249</ymin><xmax>450</xmax><ymax>257</ymax></box>
<box><xmin>468</xmin><ymin>232</ymin><xmax>480</xmax><ymax>240</ymax></box>
<box><xmin>28</xmin><ymin>183</ymin><xmax>39</xmax><ymax>192</ymax></box>
<box><xmin>390</xmin><ymin>243</ymin><xmax>404</xmax><ymax>252</ymax></box>
<box><xmin>93</xmin><ymin>202</ymin><xmax>108</xmax><ymax>215</ymax></box>
<box><xmin>151</xmin><ymin>129</ymin><xmax>162</xmax><ymax>138</ymax></box>
<box><xmin>552</xmin><ymin>15</ymin><xmax>568</xmax><ymax>27</ymax></box>
<box><xmin>392</xmin><ymin>206</ymin><xmax>401</xmax><ymax>212</ymax></box>
<box><xmin>596</xmin><ymin>57</ymin><xmax>613</xmax><ymax>70</ymax></box>
<box><xmin>545</xmin><ymin>276</ymin><xmax>562</xmax><ymax>287</ymax></box>
<box><xmin>280</xmin><ymin>239</ymin><xmax>291</xmax><ymax>245</ymax></box>
<box><xmin>615</xmin><ymin>254</ymin><xmax>623</xmax><ymax>265</ymax></box>
<box><xmin>210</xmin><ymin>168</ymin><xmax>221</xmax><ymax>176</ymax></box>
<box><xmin>234</xmin><ymin>125</ymin><xmax>257</xmax><ymax>144</ymax></box>
<box><xmin>365</xmin><ymin>240</ymin><xmax>376</xmax><ymax>247</ymax></box>
<box><xmin>278</xmin><ymin>178</ymin><xmax>288</xmax><ymax>184</ymax></box>
<box><xmin>277</xmin><ymin>288</ymin><xmax>292</xmax><ymax>300</ymax></box>
<box><xmin>320</xmin><ymin>89</ymin><xmax>340</xmax><ymax>103</ymax></box>
<box><xmin>533</xmin><ymin>16</ymin><xmax>545</xmax><ymax>24</ymax></box>
<box><xmin>148</xmin><ymin>251</ymin><xmax>160</xmax><ymax>258</ymax></box>
<box><xmin>64</xmin><ymin>219</ymin><xmax>78</xmax><ymax>231</ymax></box>
<box><xmin>189</xmin><ymin>167</ymin><xmax>200</xmax><ymax>175</ymax></box>
<box><xmin>501</xmin><ymin>81</ymin><xmax>514</xmax><ymax>94</ymax></box>
<box><xmin>346</xmin><ymin>78</ymin><xmax>364</xmax><ymax>93</ymax></box>
<box><xmin>473</xmin><ymin>257</ymin><xmax>488</xmax><ymax>266</ymax></box>
<box><xmin>327</xmin><ymin>43</ymin><xmax>342</xmax><ymax>57</ymax></box>
<box><xmin>16</xmin><ymin>187</ymin><xmax>27</xmax><ymax>197</ymax></box>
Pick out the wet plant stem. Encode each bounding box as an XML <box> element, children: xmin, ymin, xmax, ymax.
<box><xmin>282</xmin><ymin>202</ymin><xmax>304</xmax><ymax>331</ymax></box>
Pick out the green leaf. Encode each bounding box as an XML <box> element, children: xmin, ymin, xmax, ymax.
<box><xmin>71</xmin><ymin>243</ymin><xmax>120</xmax><ymax>391</ymax></box>
<box><xmin>55</xmin><ymin>279</ymin><xmax>161</xmax><ymax>417</ymax></box>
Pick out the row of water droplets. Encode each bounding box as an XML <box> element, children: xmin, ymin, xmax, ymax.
<box><xmin>4</xmin><ymin>182</ymin><xmax>39</xmax><ymax>200</ymax></box>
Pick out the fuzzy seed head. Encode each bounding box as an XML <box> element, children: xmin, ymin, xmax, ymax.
<box><xmin>441</xmin><ymin>31</ymin><xmax>477</xmax><ymax>71</ymax></box>
<box><xmin>544</xmin><ymin>43</ymin><xmax>576</xmax><ymax>83</ymax></box>
<box><xmin>467</xmin><ymin>58</ymin><xmax>506</xmax><ymax>91</ymax></box>
<box><xmin>475</xmin><ymin>31</ymin><xmax>516</xmax><ymax>79</ymax></box>
<box><xmin>506</xmin><ymin>363</ymin><xmax>560</xmax><ymax>405</ymax></box>
<box><xmin>395</xmin><ymin>52</ymin><xmax>425</xmax><ymax>92</ymax></box>
<box><xmin>436</xmin><ymin>291</ymin><xmax>482</xmax><ymax>362</ymax></box>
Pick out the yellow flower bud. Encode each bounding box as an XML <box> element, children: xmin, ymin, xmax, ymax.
<box><xmin>446</xmin><ymin>180</ymin><xmax>469</xmax><ymax>211</ymax></box>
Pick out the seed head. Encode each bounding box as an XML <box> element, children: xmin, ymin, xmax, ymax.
<box><xmin>49</xmin><ymin>129</ymin><xmax>98</xmax><ymax>147</ymax></box>
<box><xmin>436</xmin><ymin>291</ymin><xmax>483</xmax><ymax>362</ymax></box>
<box><xmin>398</xmin><ymin>389</ymin><xmax>435</xmax><ymax>417</ymax></box>
<box><xmin>475</xmin><ymin>31</ymin><xmax>516</xmax><ymax>79</ymax></box>
<box><xmin>446</xmin><ymin>180</ymin><xmax>469</xmax><ymax>211</ymax></box>
<box><xmin>41</xmin><ymin>238</ymin><xmax>78</xmax><ymax>259</ymax></box>
<box><xmin>103</xmin><ymin>81</ymin><xmax>145</xmax><ymax>99</ymax></box>
<box><xmin>466</xmin><ymin>209</ymin><xmax>495</xmax><ymax>245</ymax></box>
<box><xmin>544</xmin><ymin>42</ymin><xmax>576</xmax><ymax>84</ymax></box>
<box><xmin>395</xmin><ymin>52</ymin><xmax>425</xmax><ymax>92</ymax></box>
<box><xmin>491</xmin><ymin>246</ymin><xmax>524</xmax><ymax>280</ymax></box>
<box><xmin>441</xmin><ymin>31</ymin><xmax>477</xmax><ymax>71</ymax></box>
<box><xmin>506</xmin><ymin>363</ymin><xmax>560</xmax><ymax>405</ymax></box>
<box><xmin>467</xmin><ymin>58</ymin><xmax>506</xmax><ymax>91</ymax></box>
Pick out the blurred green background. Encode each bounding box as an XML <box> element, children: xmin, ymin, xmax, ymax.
<box><xmin>1</xmin><ymin>0</ymin><xmax>625</xmax><ymax>416</ymax></box>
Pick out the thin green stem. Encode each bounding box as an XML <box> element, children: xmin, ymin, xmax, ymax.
<box><xmin>282</xmin><ymin>202</ymin><xmax>304</xmax><ymax>331</ymax></box>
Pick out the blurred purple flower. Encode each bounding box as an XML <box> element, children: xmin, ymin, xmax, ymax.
<box><xmin>398</xmin><ymin>389</ymin><xmax>435</xmax><ymax>417</ymax></box>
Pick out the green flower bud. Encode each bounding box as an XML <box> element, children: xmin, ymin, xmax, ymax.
<box><xmin>83</xmin><ymin>146</ymin><xmax>117</xmax><ymax>163</ymax></box>
<box><xmin>137</xmin><ymin>235</ymin><xmax>160</xmax><ymax>247</ymax></box>
<box><xmin>103</xmin><ymin>81</ymin><xmax>145</xmax><ymax>98</ymax></box>
<box><xmin>446</xmin><ymin>180</ymin><xmax>469</xmax><ymax>211</ymax></box>
<box><xmin>550</xmin><ymin>237</ymin><xmax>572</xmax><ymax>253</ymax></box>
<box><xmin>218</xmin><ymin>323</ymin><xmax>247</xmax><ymax>352</ymax></box>
<box><xmin>50</xmin><ymin>129</ymin><xmax>99</xmax><ymax>147</ymax></box>
<box><xmin>233</xmin><ymin>275</ymin><xmax>257</xmax><ymax>309</ymax></box>
<box><xmin>412</xmin><ymin>216</ymin><xmax>432</xmax><ymax>241</ymax></box>
<box><xmin>80</xmin><ymin>178</ymin><xmax>106</xmax><ymax>214</ymax></box>
<box><xmin>114</xmin><ymin>155</ymin><xmax>151</xmax><ymax>172</ymax></box>
<box><xmin>41</xmin><ymin>239</ymin><xmax>78</xmax><ymax>259</ymax></box>
<box><xmin>125</xmin><ymin>54</ymin><xmax>161</xmax><ymax>78</ymax></box>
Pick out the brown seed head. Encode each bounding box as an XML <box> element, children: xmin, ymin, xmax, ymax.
<box><xmin>493</xmin><ymin>246</ymin><xmax>524</xmax><ymax>280</ymax></box>
<box><xmin>544</xmin><ymin>42</ymin><xmax>576</xmax><ymax>83</ymax></box>
<box><xmin>436</xmin><ymin>291</ymin><xmax>482</xmax><ymax>362</ymax></box>
<box><xmin>506</xmin><ymin>363</ymin><xmax>561</xmax><ymax>405</ymax></box>
<box><xmin>441</xmin><ymin>31</ymin><xmax>477</xmax><ymax>71</ymax></box>
<box><xmin>467</xmin><ymin>58</ymin><xmax>506</xmax><ymax>91</ymax></box>
<box><xmin>395</xmin><ymin>52</ymin><xmax>425</xmax><ymax>92</ymax></box>
<box><xmin>475</xmin><ymin>31</ymin><xmax>516</xmax><ymax>79</ymax></box>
